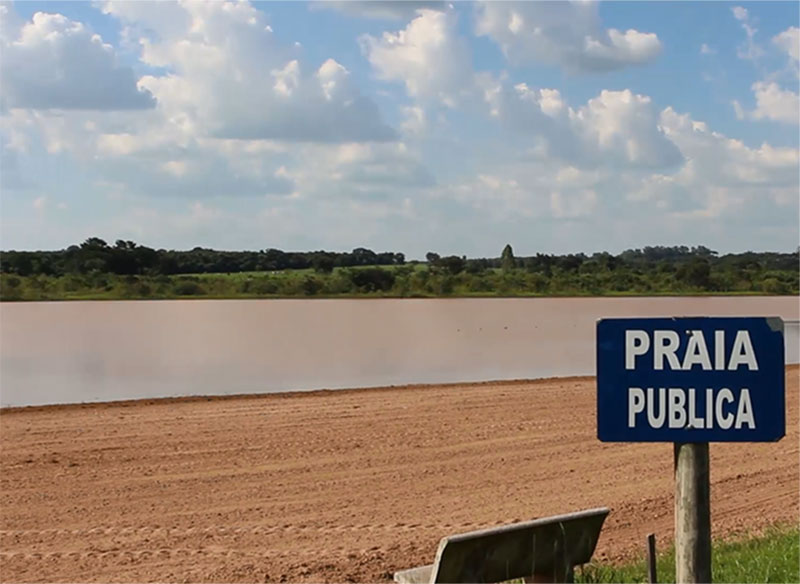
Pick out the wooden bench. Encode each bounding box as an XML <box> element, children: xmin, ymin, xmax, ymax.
<box><xmin>393</xmin><ymin>507</ymin><xmax>610</xmax><ymax>584</ymax></box>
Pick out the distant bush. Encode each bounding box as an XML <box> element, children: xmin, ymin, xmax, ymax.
<box><xmin>348</xmin><ymin>267</ymin><xmax>396</xmax><ymax>292</ymax></box>
<box><xmin>301</xmin><ymin>276</ymin><xmax>323</xmax><ymax>296</ymax></box>
<box><xmin>0</xmin><ymin>275</ymin><xmax>22</xmax><ymax>300</ymax></box>
<box><xmin>2</xmin><ymin>275</ymin><xmax>21</xmax><ymax>289</ymax></box>
<box><xmin>468</xmin><ymin>276</ymin><xmax>492</xmax><ymax>293</ymax></box>
<box><xmin>173</xmin><ymin>280</ymin><xmax>206</xmax><ymax>296</ymax></box>
<box><xmin>761</xmin><ymin>278</ymin><xmax>789</xmax><ymax>295</ymax></box>
<box><xmin>240</xmin><ymin>277</ymin><xmax>278</xmax><ymax>295</ymax></box>
<box><xmin>433</xmin><ymin>275</ymin><xmax>455</xmax><ymax>295</ymax></box>
<box><xmin>62</xmin><ymin>275</ymin><xmax>85</xmax><ymax>292</ymax></box>
<box><xmin>87</xmin><ymin>271</ymin><xmax>112</xmax><ymax>291</ymax></box>
<box><xmin>322</xmin><ymin>273</ymin><xmax>355</xmax><ymax>295</ymax></box>
<box><xmin>526</xmin><ymin>273</ymin><xmax>548</xmax><ymax>293</ymax></box>
<box><xmin>312</xmin><ymin>255</ymin><xmax>335</xmax><ymax>274</ymax></box>
<box><xmin>117</xmin><ymin>276</ymin><xmax>153</xmax><ymax>298</ymax></box>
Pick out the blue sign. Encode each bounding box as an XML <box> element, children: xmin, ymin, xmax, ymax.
<box><xmin>597</xmin><ymin>317</ymin><xmax>785</xmax><ymax>442</ymax></box>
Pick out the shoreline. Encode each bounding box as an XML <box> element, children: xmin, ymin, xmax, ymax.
<box><xmin>0</xmin><ymin>373</ymin><xmax>599</xmax><ymax>413</ymax></box>
<box><xmin>2</xmin><ymin>365</ymin><xmax>796</xmax><ymax>414</ymax></box>
<box><xmin>2</xmin><ymin>293</ymin><xmax>799</xmax><ymax>303</ymax></box>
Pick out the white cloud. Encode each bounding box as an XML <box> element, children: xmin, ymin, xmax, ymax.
<box><xmin>475</xmin><ymin>2</ymin><xmax>661</xmax><ymax>72</ymax></box>
<box><xmin>732</xmin><ymin>82</ymin><xmax>799</xmax><ymax>125</ymax></box>
<box><xmin>161</xmin><ymin>160</ymin><xmax>189</xmax><ymax>178</ymax></box>
<box><xmin>700</xmin><ymin>43</ymin><xmax>716</xmax><ymax>55</ymax></box>
<box><xmin>653</xmin><ymin>107</ymin><xmax>798</xmax><ymax>215</ymax></box>
<box><xmin>97</xmin><ymin>1</ymin><xmax>193</xmax><ymax>42</ymax></box>
<box><xmin>538</xmin><ymin>88</ymin><xmax>566</xmax><ymax>117</ymax></box>
<box><xmin>289</xmin><ymin>142</ymin><xmax>435</xmax><ymax>202</ymax></box>
<box><xmin>106</xmin><ymin>201</ymin><xmax>233</xmax><ymax>245</ymax></box>
<box><xmin>2</xmin><ymin>105</ymin><xmax>296</xmax><ymax>199</ymax></box>
<box><xmin>272</xmin><ymin>60</ymin><xmax>301</xmax><ymax>98</ymax></box>
<box><xmin>105</xmin><ymin>0</ymin><xmax>395</xmax><ymax>143</ymax></box>
<box><xmin>731</xmin><ymin>6</ymin><xmax>748</xmax><ymax>22</ymax></box>
<box><xmin>0</xmin><ymin>1</ymin><xmax>23</xmax><ymax>43</ymax></box>
<box><xmin>0</xmin><ymin>0</ymin><xmax>413</xmax><ymax>207</ymax></box>
<box><xmin>439</xmin><ymin>102</ymin><xmax>797</xmax><ymax>229</ymax></box>
<box><xmin>359</xmin><ymin>8</ymin><xmax>474</xmax><ymax>105</ymax></box>
<box><xmin>434</xmin><ymin>158</ymin><xmax>616</xmax><ymax>224</ymax></box>
<box><xmin>401</xmin><ymin>106</ymin><xmax>427</xmax><ymax>135</ymax></box>
<box><xmin>1</xmin><ymin>0</ymin><xmax>796</xmax><ymax>255</ymax></box>
<box><xmin>95</xmin><ymin>143</ymin><xmax>296</xmax><ymax>199</ymax></box>
<box><xmin>32</xmin><ymin>196</ymin><xmax>46</xmax><ymax>211</ymax></box>
<box><xmin>728</xmin><ymin>22</ymin><xmax>799</xmax><ymax>125</ymax></box>
<box><xmin>0</xmin><ymin>4</ymin><xmax>436</xmax><ymax>214</ymax></box>
<box><xmin>569</xmin><ymin>90</ymin><xmax>683</xmax><ymax>168</ymax></box>
<box><xmin>732</xmin><ymin>100</ymin><xmax>746</xmax><ymax>120</ymax></box>
<box><xmin>442</xmin><ymin>173</ymin><xmax>538</xmax><ymax>221</ymax></box>
<box><xmin>773</xmin><ymin>26</ymin><xmax>799</xmax><ymax>62</ymax></box>
<box><xmin>731</xmin><ymin>6</ymin><xmax>764</xmax><ymax>62</ymax></box>
<box><xmin>483</xmin><ymin>80</ymin><xmax>682</xmax><ymax>169</ymax></box>
<box><xmin>550</xmin><ymin>189</ymin><xmax>597</xmax><ymax>219</ymax></box>
<box><xmin>750</xmin><ymin>81</ymin><xmax>799</xmax><ymax>124</ymax></box>
<box><xmin>0</xmin><ymin>11</ymin><xmax>155</xmax><ymax>110</ymax></box>
<box><xmin>310</xmin><ymin>1</ymin><xmax>446</xmax><ymax>21</ymax></box>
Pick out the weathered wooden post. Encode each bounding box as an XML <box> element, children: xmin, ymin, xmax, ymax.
<box><xmin>674</xmin><ymin>443</ymin><xmax>711</xmax><ymax>583</ymax></box>
<box><xmin>597</xmin><ymin>317</ymin><xmax>786</xmax><ymax>584</ymax></box>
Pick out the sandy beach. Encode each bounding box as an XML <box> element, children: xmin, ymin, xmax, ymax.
<box><xmin>1</xmin><ymin>368</ymin><xmax>797</xmax><ymax>583</ymax></box>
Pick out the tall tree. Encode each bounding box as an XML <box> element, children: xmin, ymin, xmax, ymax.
<box><xmin>425</xmin><ymin>252</ymin><xmax>440</xmax><ymax>265</ymax></box>
<box><xmin>501</xmin><ymin>244</ymin><xmax>516</xmax><ymax>272</ymax></box>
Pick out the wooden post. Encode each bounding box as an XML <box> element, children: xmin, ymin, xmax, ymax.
<box><xmin>674</xmin><ymin>442</ymin><xmax>711</xmax><ymax>584</ymax></box>
<box><xmin>647</xmin><ymin>533</ymin><xmax>657</xmax><ymax>584</ymax></box>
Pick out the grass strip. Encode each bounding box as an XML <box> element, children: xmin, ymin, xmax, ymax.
<box><xmin>576</xmin><ymin>526</ymin><xmax>799</xmax><ymax>583</ymax></box>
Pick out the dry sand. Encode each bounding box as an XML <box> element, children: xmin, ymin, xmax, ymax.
<box><xmin>1</xmin><ymin>368</ymin><xmax>797</xmax><ymax>583</ymax></box>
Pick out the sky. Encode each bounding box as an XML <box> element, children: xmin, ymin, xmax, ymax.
<box><xmin>0</xmin><ymin>0</ymin><xmax>798</xmax><ymax>258</ymax></box>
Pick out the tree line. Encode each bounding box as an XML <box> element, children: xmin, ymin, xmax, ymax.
<box><xmin>0</xmin><ymin>240</ymin><xmax>797</xmax><ymax>300</ymax></box>
<box><xmin>0</xmin><ymin>237</ymin><xmax>405</xmax><ymax>277</ymax></box>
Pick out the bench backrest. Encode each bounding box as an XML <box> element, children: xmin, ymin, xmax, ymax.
<box><xmin>430</xmin><ymin>507</ymin><xmax>610</xmax><ymax>583</ymax></box>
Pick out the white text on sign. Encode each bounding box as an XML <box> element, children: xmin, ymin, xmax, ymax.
<box><xmin>624</xmin><ymin>328</ymin><xmax>758</xmax><ymax>431</ymax></box>
<box><xmin>627</xmin><ymin>387</ymin><xmax>755</xmax><ymax>429</ymax></box>
<box><xmin>625</xmin><ymin>329</ymin><xmax>758</xmax><ymax>371</ymax></box>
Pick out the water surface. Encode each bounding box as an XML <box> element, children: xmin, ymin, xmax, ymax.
<box><xmin>1</xmin><ymin>297</ymin><xmax>797</xmax><ymax>407</ymax></box>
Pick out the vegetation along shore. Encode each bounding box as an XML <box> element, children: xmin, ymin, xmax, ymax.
<box><xmin>1</xmin><ymin>239</ymin><xmax>797</xmax><ymax>301</ymax></box>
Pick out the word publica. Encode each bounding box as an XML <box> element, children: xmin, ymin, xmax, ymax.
<box><xmin>628</xmin><ymin>387</ymin><xmax>755</xmax><ymax>429</ymax></box>
<box><xmin>625</xmin><ymin>329</ymin><xmax>758</xmax><ymax>371</ymax></box>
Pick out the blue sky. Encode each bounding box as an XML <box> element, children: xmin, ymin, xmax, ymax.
<box><xmin>1</xmin><ymin>1</ymin><xmax>798</xmax><ymax>257</ymax></box>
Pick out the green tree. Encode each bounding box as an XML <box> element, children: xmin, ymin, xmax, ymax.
<box><xmin>501</xmin><ymin>244</ymin><xmax>516</xmax><ymax>272</ymax></box>
<box><xmin>0</xmin><ymin>275</ymin><xmax>23</xmax><ymax>300</ymax></box>
<box><xmin>425</xmin><ymin>252</ymin><xmax>441</xmax><ymax>267</ymax></box>
<box><xmin>677</xmin><ymin>258</ymin><xmax>711</xmax><ymax>289</ymax></box>
<box><xmin>173</xmin><ymin>280</ymin><xmax>206</xmax><ymax>296</ymax></box>
<box><xmin>761</xmin><ymin>278</ymin><xmax>789</xmax><ymax>295</ymax></box>
<box><xmin>302</xmin><ymin>276</ymin><xmax>323</xmax><ymax>295</ymax></box>
<box><xmin>438</xmin><ymin>255</ymin><xmax>466</xmax><ymax>275</ymax></box>
<box><xmin>312</xmin><ymin>255</ymin><xmax>335</xmax><ymax>274</ymax></box>
<box><xmin>348</xmin><ymin>267</ymin><xmax>396</xmax><ymax>292</ymax></box>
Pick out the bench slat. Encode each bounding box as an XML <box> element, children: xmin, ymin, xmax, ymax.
<box><xmin>394</xmin><ymin>564</ymin><xmax>434</xmax><ymax>584</ymax></box>
<box><xmin>394</xmin><ymin>508</ymin><xmax>609</xmax><ymax>584</ymax></box>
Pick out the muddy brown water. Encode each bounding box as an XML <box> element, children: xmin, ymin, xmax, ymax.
<box><xmin>1</xmin><ymin>297</ymin><xmax>797</xmax><ymax>407</ymax></box>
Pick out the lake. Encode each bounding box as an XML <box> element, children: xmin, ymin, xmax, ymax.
<box><xmin>1</xmin><ymin>297</ymin><xmax>797</xmax><ymax>407</ymax></box>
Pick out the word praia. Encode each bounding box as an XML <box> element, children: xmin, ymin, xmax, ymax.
<box><xmin>625</xmin><ymin>328</ymin><xmax>758</xmax><ymax>430</ymax></box>
<box><xmin>625</xmin><ymin>329</ymin><xmax>758</xmax><ymax>371</ymax></box>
